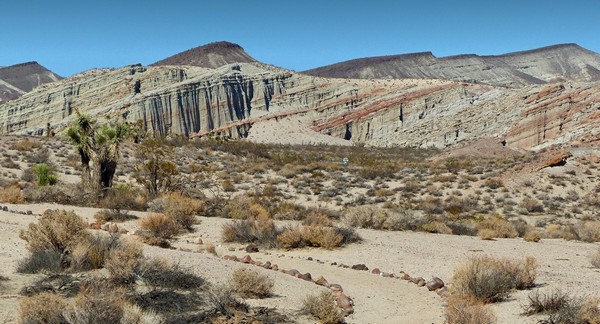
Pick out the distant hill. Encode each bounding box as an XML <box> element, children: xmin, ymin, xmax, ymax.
<box><xmin>303</xmin><ymin>44</ymin><xmax>600</xmax><ymax>87</ymax></box>
<box><xmin>152</xmin><ymin>41</ymin><xmax>258</xmax><ymax>68</ymax></box>
<box><xmin>0</xmin><ymin>62</ymin><xmax>62</xmax><ymax>103</ymax></box>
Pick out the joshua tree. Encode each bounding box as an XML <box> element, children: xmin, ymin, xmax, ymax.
<box><xmin>65</xmin><ymin>112</ymin><xmax>129</xmax><ymax>197</ymax></box>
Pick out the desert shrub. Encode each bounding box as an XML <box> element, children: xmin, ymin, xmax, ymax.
<box><xmin>221</xmin><ymin>217</ymin><xmax>280</xmax><ymax>247</ymax></box>
<box><xmin>70</xmin><ymin>233</ymin><xmax>121</xmax><ymax>271</ymax></box>
<box><xmin>230</xmin><ymin>268</ymin><xmax>274</xmax><ymax>298</ymax></box>
<box><xmin>66</xmin><ymin>281</ymin><xmax>129</xmax><ymax>323</ymax></box>
<box><xmin>104</xmin><ymin>240</ymin><xmax>143</xmax><ymax>285</ymax></box>
<box><xmin>271</xmin><ymin>200</ymin><xmax>306</xmax><ymax>220</ymax></box>
<box><xmin>421</xmin><ymin>221</ymin><xmax>453</xmax><ymax>234</ymax></box>
<box><xmin>445</xmin><ymin>295</ymin><xmax>497</xmax><ymax>324</ymax></box>
<box><xmin>120</xmin><ymin>304</ymin><xmax>164</xmax><ymax>324</ymax></box>
<box><xmin>483</xmin><ymin>178</ymin><xmax>504</xmax><ymax>189</ymax></box>
<box><xmin>342</xmin><ymin>206</ymin><xmax>422</xmax><ymax>231</ymax></box>
<box><xmin>17</xmin><ymin>249</ymin><xmax>63</xmax><ymax>274</ymax></box>
<box><xmin>276</xmin><ymin>225</ymin><xmax>345</xmax><ymax>250</ymax></box>
<box><xmin>22</xmin><ymin>183</ymin><xmax>76</xmax><ymax>205</ymax></box>
<box><xmin>523</xmin><ymin>289</ymin><xmax>571</xmax><ymax>315</ymax></box>
<box><xmin>451</xmin><ymin>256</ymin><xmax>537</xmax><ymax>302</ymax></box>
<box><xmin>590</xmin><ymin>248</ymin><xmax>600</xmax><ymax>268</ymax></box>
<box><xmin>576</xmin><ymin>221</ymin><xmax>600</xmax><ymax>242</ymax></box>
<box><xmin>0</xmin><ymin>184</ymin><xmax>25</xmax><ymax>203</ymax></box>
<box><xmin>524</xmin><ymin>229</ymin><xmax>542</xmax><ymax>242</ymax></box>
<box><xmin>520</xmin><ymin>197</ymin><xmax>544</xmax><ymax>213</ymax></box>
<box><xmin>302</xmin><ymin>210</ymin><xmax>334</xmax><ymax>227</ymax></box>
<box><xmin>94</xmin><ymin>209</ymin><xmax>137</xmax><ymax>223</ymax></box>
<box><xmin>301</xmin><ymin>226</ymin><xmax>344</xmax><ymax>249</ymax></box>
<box><xmin>476</xmin><ymin>215</ymin><xmax>518</xmax><ymax>239</ymax></box>
<box><xmin>148</xmin><ymin>192</ymin><xmax>203</xmax><ymax>231</ymax></box>
<box><xmin>220</xmin><ymin>196</ymin><xmax>270</xmax><ymax>219</ymax></box>
<box><xmin>32</xmin><ymin>163</ymin><xmax>58</xmax><ymax>186</ymax></box>
<box><xmin>139</xmin><ymin>258</ymin><xmax>204</xmax><ymax>290</ymax></box>
<box><xmin>334</xmin><ymin>226</ymin><xmax>362</xmax><ymax>245</ymax></box>
<box><xmin>99</xmin><ymin>185</ymin><xmax>147</xmax><ymax>212</ymax></box>
<box><xmin>19</xmin><ymin>209</ymin><xmax>88</xmax><ymax>254</ymax></box>
<box><xmin>207</xmin><ymin>284</ymin><xmax>248</xmax><ymax>318</ymax></box>
<box><xmin>303</xmin><ymin>290</ymin><xmax>343</xmax><ymax>324</ymax></box>
<box><xmin>18</xmin><ymin>291</ymin><xmax>69</xmax><ymax>324</ymax></box>
<box><xmin>140</xmin><ymin>213</ymin><xmax>180</xmax><ymax>240</ymax></box>
<box><xmin>524</xmin><ymin>292</ymin><xmax>600</xmax><ymax>324</ymax></box>
<box><xmin>11</xmin><ymin>138</ymin><xmax>42</xmax><ymax>151</ymax></box>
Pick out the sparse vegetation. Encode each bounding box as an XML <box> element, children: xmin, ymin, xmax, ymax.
<box><xmin>445</xmin><ymin>295</ymin><xmax>497</xmax><ymax>324</ymax></box>
<box><xmin>230</xmin><ymin>268</ymin><xmax>274</xmax><ymax>298</ymax></box>
<box><xmin>303</xmin><ymin>290</ymin><xmax>344</xmax><ymax>324</ymax></box>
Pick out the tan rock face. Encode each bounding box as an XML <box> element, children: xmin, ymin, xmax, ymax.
<box><xmin>1</xmin><ymin>62</ymin><xmax>598</xmax><ymax>151</ymax></box>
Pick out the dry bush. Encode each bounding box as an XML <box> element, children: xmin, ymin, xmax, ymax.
<box><xmin>104</xmin><ymin>240</ymin><xmax>143</xmax><ymax>285</ymax></box>
<box><xmin>66</xmin><ymin>281</ymin><xmax>129</xmax><ymax>323</ymax></box>
<box><xmin>421</xmin><ymin>221</ymin><xmax>453</xmax><ymax>234</ymax></box>
<box><xmin>301</xmin><ymin>226</ymin><xmax>344</xmax><ymax>249</ymax></box>
<box><xmin>140</xmin><ymin>213</ymin><xmax>180</xmax><ymax>240</ymax></box>
<box><xmin>94</xmin><ymin>209</ymin><xmax>137</xmax><ymax>224</ymax></box>
<box><xmin>303</xmin><ymin>290</ymin><xmax>343</xmax><ymax>324</ymax></box>
<box><xmin>576</xmin><ymin>221</ymin><xmax>600</xmax><ymax>242</ymax></box>
<box><xmin>520</xmin><ymin>197</ymin><xmax>544</xmax><ymax>213</ymax></box>
<box><xmin>139</xmin><ymin>258</ymin><xmax>204</xmax><ymax>290</ymax></box>
<box><xmin>445</xmin><ymin>295</ymin><xmax>497</xmax><ymax>324</ymax></box>
<box><xmin>70</xmin><ymin>233</ymin><xmax>121</xmax><ymax>271</ymax></box>
<box><xmin>19</xmin><ymin>209</ymin><xmax>88</xmax><ymax>255</ymax></box>
<box><xmin>0</xmin><ymin>184</ymin><xmax>25</xmax><ymax>204</ymax></box>
<box><xmin>149</xmin><ymin>192</ymin><xmax>203</xmax><ymax>230</ymax></box>
<box><xmin>17</xmin><ymin>249</ymin><xmax>63</xmax><ymax>274</ymax></box>
<box><xmin>120</xmin><ymin>304</ymin><xmax>164</xmax><ymax>324</ymax></box>
<box><xmin>220</xmin><ymin>196</ymin><xmax>270</xmax><ymax>219</ymax></box>
<box><xmin>451</xmin><ymin>256</ymin><xmax>537</xmax><ymax>302</ymax></box>
<box><xmin>302</xmin><ymin>210</ymin><xmax>334</xmax><ymax>227</ymax></box>
<box><xmin>207</xmin><ymin>284</ymin><xmax>248</xmax><ymax>318</ymax></box>
<box><xmin>524</xmin><ymin>229</ymin><xmax>542</xmax><ymax>242</ymax></box>
<box><xmin>342</xmin><ymin>206</ymin><xmax>422</xmax><ymax>231</ymax></box>
<box><xmin>276</xmin><ymin>225</ymin><xmax>345</xmax><ymax>250</ymax></box>
<box><xmin>11</xmin><ymin>138</ymin><xmax>42</xmax><ymax>152</ymax></box>
<box><xmin>589</xmin><ymin>248</ymin><xmax>600</xmax><ymax>268</ymax></box>
<box><xmin>230</xmin><ymin>268</ymin><xmax>274</xmax><ymax>298</ymax></box>
<box><xmin>476</xmin><ymin>216</ymin><xmax>518</xmax><ymax>239</ymax></box>
<box><xmin>579</xmin><ymin>297</ymin><xmax>600</xmax><ymax>324</ymax></box>
<box><xmin>523</xmin><ymin>289</ymin><xmax>571</xmax><ymax>315</ymax></box>
<box><xmin>18</xmin><ymin>291</ymin><xmax>69</xmax><ymax>324</ymax></box>
<box><xmin>99</xmin><ymin>185</ymin><xmax>147</xmax><ymax>212</ymax></box>
<box><xmin>221</xmin><ymin>217</ymin><xmax>279</xmax><ymax>247</ymax></box>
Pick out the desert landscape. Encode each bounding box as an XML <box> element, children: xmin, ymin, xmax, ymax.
<box><xmin>0</xmin><ymin>40</ymin><xmax>599</xmax><ymax>324</ymax></box>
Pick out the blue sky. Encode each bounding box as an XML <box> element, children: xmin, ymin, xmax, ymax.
<box><xmin>1</xmin><ymin>0</ymin><xmax>598</xmax><ymax>76</ymax></box>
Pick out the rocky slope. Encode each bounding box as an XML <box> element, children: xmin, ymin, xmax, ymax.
<box><xmin>152</xmin><ymin>41</ymin><xmax>258</xmax><ymax>68</ymax></box>
<box><xmin>1</xmin><ymin>60</ymin><xmax>598</xmax><ymax>150</ymax></box>
<box><xmin>0</xmin><ymin>62</ymin><xmax>62</xmax><ymax>103</ymax></box>
<box><xmin>304</xmin><ymin>44</ymin><xmax>600</xmax><ymax>87</ymax></box>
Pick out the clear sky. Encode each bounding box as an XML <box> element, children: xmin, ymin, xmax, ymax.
<box><xmin>2</xmin><ymin>0</ymin><xmax>599</xmax><ymax>76</ymax></box>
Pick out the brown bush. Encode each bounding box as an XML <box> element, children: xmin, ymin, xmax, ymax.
<box><xmin>576</xmin><ymin>221</ymin><xmax>600</xmax><ymax>242</ymax></box>
<box><xmin>19</xmin><ymin>292</ymin><xmax>69</xmax><ymax>324</ymax></box>
<box><xmin>520</xmin><ymin>197</ymin><xmax>544</xmax><ymax>213</ymax></box>
<box><xmin>276</xmin><ymin>225</ymin><xmax>344</xmax><ymax>250</ymax></box>
<box><xmin>70</xmin><ymin>233</ymin><xmax>121</xmax><ymax>271</ymax></box>
<box><xmin>589</xmin><ymin>248</ymin><xmax>600</xmax><ymax>268</ymax></box>
<box><xmin>524</xmin><ymin>229</ymin><xmax>542</xmax><ymax>242</ymax></box>
<box><xmin>19</xmin><ymin>209</ymin><xmax>88</xmax><ymax>254</ymax></box>
<box><xmin>221</xmin><ymin>217</ymin><xmax>279</xmax><ymax>247</ymax></box>
<box><xmin>0</xmin><ymin>184</ymin><xmax>25</xmax><ymax>204</ymax></box>
<box><xmin>221</xmin><ymin>196</ymin><xmax>270</xmax><ymax>219</ymax></box>
<box><xmin>11</xmin><ymin>138</ymin><xmax>42</xmax><ymax>151</ymax></box>
<box><xmin>139</xmin><ymin>258</ymin><xmax>204</xmax><ymax>290</ymax></box>
<box><xmin>104</xmin><ymin>240</ymin><xmax>143</xmax><ymax>285</ymax></box>
<box><xmin>66</xmin><ymin>281</ymin><xmax>129</xmax><ymax>323</ymax></box>
<box><xmin>421</xmin><ymin>221</ymin><xmax>453</xmax><ymax>234</ymax></box>
<box><xmin>445</xmin><ymin>295</ymin><xmax>497</xmax><ymax>324</ymax></box>
<box><xmin>523</xmin><ymin>289</ymin><xmax>571</xmax><ymax>315</ymax></box>
<box><xmin>93</xmin><ymin>209</ymin><xmax>137</xmax><ymax>224</ymax></box>
<box><xmin>342</xmin><ymin>206</ymin><xmax>422</xmax><ymax>231</ymax></box>
<box><xmin>230</xmin><ymin>268</ymin><xmax>274</xmax><ymax>298</ymax></box>
<box><xmin>207</xmin><ymin>284</ymin><xmax>249</xmax><ymax>318</ymax></box>
<box><xmin>476</xmin><ymin>216</ymin><xmax>518</xmax><ymax>239</ymax></box>
<box><xmin>303</xmin><ymin>290</ymin><xmax>343</xmax><ymax>324</ymax></box>
<box><xmin>302</xmin><ymin>210</ymin><xmax>334</xmax><ymax>227</ymax></box>
<box><xmin>140</xmin><ymin>213</ymin><xmax>180</xmax><ymax>240</ymax></box>
<box><xmin>451</xmin><ymin>256</ymin><xmax>537</xmax><ymax>302</ymax></box>
<box><xmin>150</xmin><ymin>192</ymin><xmax>204</xmax><ymax>231</ymax></box>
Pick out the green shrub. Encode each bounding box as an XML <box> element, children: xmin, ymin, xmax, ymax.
<box><xmin>32</xmin><ymin>163</ymin><xmax>58</xmax><ymax>186</ymax></box>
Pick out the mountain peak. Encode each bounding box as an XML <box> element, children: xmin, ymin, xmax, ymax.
<box><xmin>152</xmin><ymin>41</ymin><xmax>258</xmax><ymax>68</ymax></box>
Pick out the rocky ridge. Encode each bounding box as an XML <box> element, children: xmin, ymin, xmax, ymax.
<box><xmin>0</xmin><ymin>62</ymin><xmax>62</xmax><ymax>103</ymax></box>
<box><xmin>304</xmin><ymin>44</ymin><xmax>600</xmax><ymax>87</ymax></box>
<box><xmin>152</xmin><ymin>41</ymin><xmax>258</xmax><ymax>68</ymax></box>
<box><xmin>1</xmin><ymin>60</ymin><xmax>598</xmax><ymax>150</ymax></box>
